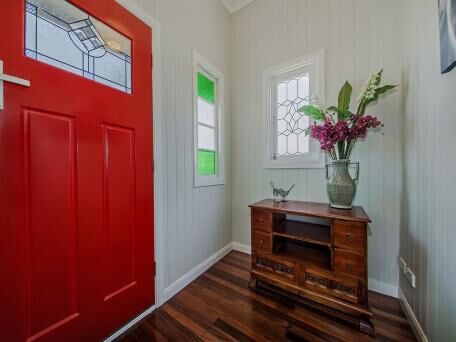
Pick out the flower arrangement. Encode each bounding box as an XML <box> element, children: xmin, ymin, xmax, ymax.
<box><xmin>299</xmin><ymin>70</ymin><xmax>397</xmax><ymax>160</ymax></box>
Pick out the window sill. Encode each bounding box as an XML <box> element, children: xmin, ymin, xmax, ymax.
<box><xmin>194</xmin><ymin>176</ymin><xmax>225</xmax><ymax>188</ymax></box>
<box><xmin>263</xmin><ymin>158</ymin><xmax>325</xmax><ymax>169</ymax></box>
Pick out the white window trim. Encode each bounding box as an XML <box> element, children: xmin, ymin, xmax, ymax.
<box><xmin>193</xmin><ymin>51</ymin><xmax>225</xmax><ymax>187</ymax></box>
<box><xmin>263</xmin><ymin>49</ymin><xmax>326</xmax><ymax>169</ymax></box>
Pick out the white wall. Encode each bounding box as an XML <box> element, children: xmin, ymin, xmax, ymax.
<box><xmin>128</xmin><ymin>0</ymin><xmax>232</xmax><ymax>301</ymax></box>
<box><xmin>400</xmin><ymin>0</ymin><xmax>456</xmax><ymax>340</ymax></box>
<box><xmin>230</xmin><ymin>0</ymin><xmax>402</xmax><ymax>292</ymax></box>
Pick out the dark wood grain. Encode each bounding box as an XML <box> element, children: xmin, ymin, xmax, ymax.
<box><xmin>117</xmin><ymin>251</ymin><xmax>416</xmax><ymax>342</ymax></box>
<box><xmin>274</xmin><ymin>220</ymin><xmax>331</xmax><ymax>246</ymax></box>
<box><xmin>249</xmin><ymin>199</ymin><xmax>373</xmax><ymax>335</ymax></box>
<box><xmin>249</xmin><ymin>199</ymin><xmax>371</xmax><ymax>223</ymax></box>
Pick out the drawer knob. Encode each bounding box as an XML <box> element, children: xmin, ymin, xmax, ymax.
<box><xmin>346</xmin><ymin>233</ymin><xmax>353</xmax><ymax>244</ymax></box>
<box><xmin>259</xmin><ymin>240</ymin><xmax>263</xmax><ymax>248</ymax></box>
<box><xmin>345</xmin><ymin>263</ymin><xmax>353</xmax><ymax>272</ymax></box>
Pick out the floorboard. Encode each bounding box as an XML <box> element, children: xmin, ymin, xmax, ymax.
<box><xmin>117</xmin><ymin>251</ymin><xmax>416</xmax><ymax>342</ymax></box>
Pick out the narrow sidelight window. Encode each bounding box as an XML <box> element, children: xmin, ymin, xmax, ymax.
<box><xmin>193</xmin><ymin>52</ymin><xmax>225</xmax><ymax>187</ymax></box>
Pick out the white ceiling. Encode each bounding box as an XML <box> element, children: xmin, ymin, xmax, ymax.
<box><xmin>220</xmin><ymin>0</ymin><xmax>255</xmax><ymax>14</ymax></box>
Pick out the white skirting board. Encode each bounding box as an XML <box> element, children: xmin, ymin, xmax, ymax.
<box><xmin>232</xmin><ymin>242</ymin><xmax>399</xmax><ymax>298</ymax></box>
<box><xmin>105</xmin><ymin>243</ymin><xmax>232</xmax><ymax>341</ymax></box>
<box><xmin>106</xmin><ymin>241</ymin><xmax>402</xmax><ymax>341</ymax></box>
<box><xmin>398</xmin><ymin>288</ymin><xmax>429</xmax><ymax>342</ymax></box>
<box><xmin>161</xmin><ymin>242</ymin><xmax>233</xmax><ymax>304</ymax></box>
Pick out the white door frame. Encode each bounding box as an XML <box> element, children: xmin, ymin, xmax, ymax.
<box><xmin>106</xmin><ymin>1</ymin><xmax>164</xmax><ymax>340</ymax></box>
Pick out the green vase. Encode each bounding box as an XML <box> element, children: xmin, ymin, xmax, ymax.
<box><xmin>326</xmin><ymin>160</ymin><xmax>359</xmax><ymax>209</ymax></box>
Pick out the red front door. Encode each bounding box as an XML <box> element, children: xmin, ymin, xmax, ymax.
<box><xmin>0</xmin><ymin>1</ymin><xmax>154</xmax><ymax>341</ymax></box>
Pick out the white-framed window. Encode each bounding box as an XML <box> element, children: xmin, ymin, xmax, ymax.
<box><xmin>263</xmin><ymin>49</ymin><xmax>326</xmax><ymax>169</ymax></box>
<box><xmin>193</xmin><ymin>51</ymin><xmax>225</xmax><ymax>187</ymax></box>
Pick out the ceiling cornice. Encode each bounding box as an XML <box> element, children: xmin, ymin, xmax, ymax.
<box><xmin>220</xmin><ymin>0</ymin><xmax>255</xmax><ymax>14</ymax></box>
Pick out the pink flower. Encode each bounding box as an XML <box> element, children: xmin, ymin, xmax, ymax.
<box><xmin>348</xmin><ymin>114</ymin><xmax>383</xmax><ymax>141</ymax></box>
<box><xmin>310</xmin><ymin>119</ymin><xmax>349</xmax><ymax>152</ymax></box>
<box><xmin>310</xmin><ymin>114</ymin><xmax>383</xmax><ymax>154</ymax></box>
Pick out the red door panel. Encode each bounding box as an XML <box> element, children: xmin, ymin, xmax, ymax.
<box><xmin>0</xmin><ymin>1</ymin><xmax>154</xmax><ymax>341</ymax></box>
<box><xmin>25</xmin><ymin>110</ymin><xmax>79</xmax><ymax>339</ymax></box>
<box><xmin>102</xmin><ymin>125</ymin><xmax>137</xmax><ymax>301</ymax></box>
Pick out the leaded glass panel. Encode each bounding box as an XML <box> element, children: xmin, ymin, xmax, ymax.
<box><xmin>275</xmin><ymin>74</ymin><xmax>310</xmax><ymax>157</ymax></box>
<box><xmin>25</xmin><ymin>0</ymin><xmax>132</xmax><ymax>93</ymax></box>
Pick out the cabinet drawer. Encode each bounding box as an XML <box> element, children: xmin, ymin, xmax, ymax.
<box><xmin>252</xmin><ymin>231</ymin><xmax>272</xmax><ymax>254</ymax></box>
<box><xmin>273</xmin><ymin>260</ymin><xmax>295</xmax><ymax>280</ymax></box>
<box><xmin>305</xmin><ymin>272</ymin><xmax>330</xmax><ymax>293</ymax></box>
<box><xmin>254</xmin><ymin>254</ymin><xmax>295</xmax><ymax>280</ymax></box>
<box><xmin>334</xmin><ymin>249</ymin><xmax>365</xmax><ymax>279</ymax></box>
<box><xmin>251</xmin><ymin>209</ymin><xmax>272</xmax><ymax>232</ymax></box>
<box><xmin>333</xmin><ymin>220</ymin><xmax>365</xmax><ymax>251</ymax></box>
<box><xmin>254</xmin><ymin>254</ymin><xmax>274</xmax><ymax>271</ymax></box>
<box><xmin>333</xmin><ymin>281</ymin><xmax>359</xmax><ymax>304</ymax></box>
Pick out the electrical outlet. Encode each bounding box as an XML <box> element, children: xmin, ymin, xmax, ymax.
<box><xmin>399</xmin><ymin>257</ymin><xmax>407</xmax><ymax>275</ymax></box>
<box><xmin>405</xmin><ymin>267</ymin><xmax>416</xmax><ymax>288</ymax></box>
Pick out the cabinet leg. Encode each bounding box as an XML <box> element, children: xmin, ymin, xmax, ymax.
<box><xmin>359</xmin><ymin>317</ymin><xmax>375</xmax><ymax>336</ymax></box>
<box><xmin>248</xmin><ymin>275</ymin><xmax>257</xmax><ymax>289</ymax></box>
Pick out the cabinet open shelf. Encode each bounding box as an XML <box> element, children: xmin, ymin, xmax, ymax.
<box><xmin>273</xmin><ymin>238</ymin><xmax>331</xmax><ymax>270</ymax></box>
<box><xmin>273</xmin><ymin>220</ymin><xmax>331</xmax><ymax>247</ymax></box>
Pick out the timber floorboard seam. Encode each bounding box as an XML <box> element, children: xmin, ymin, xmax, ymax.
<box><xmin>117</xmin><ymin>251</ymin><xmax>417</xmax><ymax>342</ymax></box>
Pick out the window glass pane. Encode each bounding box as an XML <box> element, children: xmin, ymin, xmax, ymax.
<box><xmin>276</xmin><ymin>73</ymin><xmax>310</xmax><ymax>156</ymax></box>
<box><xmin>198</xmin><ymin>150</ymin><xmax>217</xmax><ymax>175</ymax></box>
<box><xmin>25</xmin><ymin>0</ymin><xmax>132</xmax><ymax>94</ymax></box>
<box><xmin>198</xmin><ymin>98</ymin><xmax>215</xmax><ymax>127</ymax></box>
<box><xmin>198</xmin><ymin>72</ymin><xmax>215</xmax><ymax>104</ymax></box>
<box><xmin>196</xmin><ymin>69</ymin><xmax>219</xmax><ymax>178</ymax></box>
<box><xmin>198</xmin><ymin>124</ymin><xmax>215</xmax><ymax>151</ymax></box>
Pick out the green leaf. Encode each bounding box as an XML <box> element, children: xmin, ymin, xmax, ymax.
<box><xmin>327</xmin><ymin>106</ymin><xmax>352</xmax><ymax>119</ymax></box>
<box><xmin>298</xmin><ymin>105</ymin><xmax>325</xmax><ymax>120</ymax></box>
<box><xmin>338</xmin><ymin>81</ymin><xmax>353</xmax><ymax>112</ymax></box>
<box><xmin>304</xmin><ymin>126</ymin><xmax>311</xmax><ymax>136</ymax></box>
<box><xmin>376</xmin><ymin>84</ymin><xmax>398</xmax><ymax>96</ymax></box>
<box><xmin>361</xmin><ymin>83</ymin><xmax>398</xmax><ymax>113</ymax></box>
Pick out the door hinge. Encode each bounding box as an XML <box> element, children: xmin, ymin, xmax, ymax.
<box><xmin>151</xmin><ymin>54</ymin><xmax>154</xmax><ymax>69</ymax></box>
<box><xmin>153</xmin><ymin>262</ymin><xmax>156</xmax><ymax>276</ymax></box>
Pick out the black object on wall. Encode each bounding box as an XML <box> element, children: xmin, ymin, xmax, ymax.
<box><xmin>439</xmin><ymin>0</ymin><xmax>456</xmax><ymax>73</ymax></box>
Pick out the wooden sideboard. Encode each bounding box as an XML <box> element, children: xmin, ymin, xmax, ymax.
<box><xmin>248</xmin><ymin>199</ymin><xmax>374</xmax><ymax>336</ymax></box>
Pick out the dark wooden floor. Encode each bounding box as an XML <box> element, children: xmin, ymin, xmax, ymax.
<box><xmin>118</xmin><ymin>251</ymin><xmax>416</xmax><ymax>342</ymax></box>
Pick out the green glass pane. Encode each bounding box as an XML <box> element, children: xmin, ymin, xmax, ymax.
<box><xmin>198</xmin><ymin>72</ymin><xmax>215</xmax><ymax>104</ymax></box>
<box><xmin>198</xmin><ymin>149</ymin><xmax>217</xmax><ymax>175</ymax></box>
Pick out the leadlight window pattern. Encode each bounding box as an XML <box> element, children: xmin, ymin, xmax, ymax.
<box><xmin>275</xmin><ymin>74</ymin><xmax>310</xmax><ymax>157</ymax></box>
<box><xmin>25</xmin><ymin>0</ymin><xmax>132</xmax><ymax>93</ymax></box>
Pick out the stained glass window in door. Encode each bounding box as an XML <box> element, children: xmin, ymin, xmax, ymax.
<box><xmin>25</xmin><ymin>0</ymin><xmax>132</xmax><ymax>93</ymax></box>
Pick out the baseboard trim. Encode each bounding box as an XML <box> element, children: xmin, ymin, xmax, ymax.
<box><xmin>161</xmin><ymin>243</ymin><xmax>233</xmax><ymax>304</ymax></box>
<box><xmin>104</xmin><ymin>305</ymin><xmax>156</xmax><ymax>342</ymax></box>
<box><xmin>368</xmin><ymin>279</ymin><xmax>398</xmax><ymax>298</ymax></box>
<box><xmin>232</xmin><ymin>242</ymin><xmax>399</xmax><ymax>298</ymax></box>
<box><xmin>232</xmin><ymin>241</ymin><xmax>252</xmax><ymax>254</ymax></box>
<box><xmin>398</xmin><ymin>288</ymin><xmax>428</xmax><ymax>342</ymax></box>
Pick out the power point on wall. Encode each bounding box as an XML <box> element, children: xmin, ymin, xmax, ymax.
<box><xmin>405</xmin><ymin>267</ymin><xmax>416</xmax><ymax>288</ymax></box>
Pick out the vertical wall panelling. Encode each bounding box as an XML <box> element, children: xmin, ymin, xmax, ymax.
<box><xmin>231</xmin><ymin>0</ymin><xmax>402</xmax><ymax>294</ymax></box>
<box><xmin>400</xmin><ymin>0</ymin><xmax>456</xmax><ymax>340</ymax></box>
<box><xmin>123</xmin><ymin>0</ymin><xmax>232</xmax><ymax>305</ymax></box>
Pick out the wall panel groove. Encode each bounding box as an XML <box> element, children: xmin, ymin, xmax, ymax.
<box><xmin>231</xmin><ymin>0</ymin><xmax>402</xmax><ymax>293</ymax></box>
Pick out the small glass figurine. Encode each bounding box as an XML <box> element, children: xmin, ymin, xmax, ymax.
<box><xmin>270</xmin><ymin>182</ymin><xmax>295</xmax><ymax>202</ymax></box>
